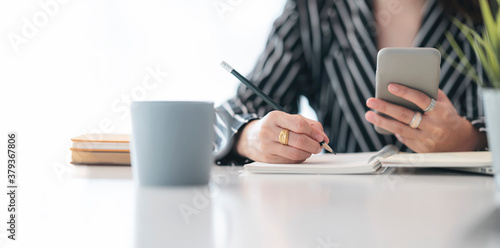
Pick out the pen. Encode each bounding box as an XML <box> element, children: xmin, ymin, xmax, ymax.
<box><xmin>220</xmin><ymin>61</ymin><xmax>335</xmax><ymax>154</ymax></box>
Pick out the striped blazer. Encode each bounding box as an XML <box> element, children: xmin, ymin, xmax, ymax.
<box><xmin>214</xmin><ymin>0</ymin><xmax>488</xmax><ymax>165</ymax></box>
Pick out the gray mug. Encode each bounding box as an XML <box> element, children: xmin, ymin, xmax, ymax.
<box><xmin>131</xmin><ymin>101</ymin><xmax>221</xmax><ymax>186</ymax></box>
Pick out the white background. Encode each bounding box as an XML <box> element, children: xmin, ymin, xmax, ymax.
<box><xmin>0</xmin><ymin>0</ymin><xmax>288</xmax><ymax>246</ymax></box>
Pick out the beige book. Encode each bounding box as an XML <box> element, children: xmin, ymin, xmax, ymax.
<box><xmin>71</xmin><ymin>150</ymin><xmax>130</xmax><ymax>165</ymax></box>
<box><xmin>71</xmin><ymin>133</ymin><xmax>130</xmax><ymax>152</ymax></box>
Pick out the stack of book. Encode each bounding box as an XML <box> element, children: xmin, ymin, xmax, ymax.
<box><xmin>70</xmin><ymin>134</ymin><xmax>130</xmax><ymax>165</ymax></box>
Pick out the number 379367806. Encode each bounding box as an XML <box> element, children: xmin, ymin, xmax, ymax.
<box><xmin>8</xmin><ymin>133</ymin><xmax>16</xmax><ymax>184</ymax></box>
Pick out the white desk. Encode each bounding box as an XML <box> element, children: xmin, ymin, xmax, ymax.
<box><xmin>17</xmin><ymin>165</ymin><xmax>500</xmax><ymax>248</ymax></box>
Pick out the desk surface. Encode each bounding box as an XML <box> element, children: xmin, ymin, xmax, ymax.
<box><xmin>20</xmin><ymin>165</ymin><xmax>500</xmax><ymax>248</ymax></box>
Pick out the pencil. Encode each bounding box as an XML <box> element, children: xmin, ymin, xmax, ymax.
<box><xmin>220</xmin><ymin>61</ymin><xmax>335</xmax><ymax>154</ymax></box>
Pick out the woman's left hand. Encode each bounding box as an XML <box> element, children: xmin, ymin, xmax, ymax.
<box><xmin>365</xmin><ymin>83</ymin><xmax>484</xmax><ymax>152</ymax></box>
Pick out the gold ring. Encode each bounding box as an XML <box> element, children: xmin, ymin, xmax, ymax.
<box><xmin>279</xmin><ymin>129</ymin><xmax>290</xmax><ymax>145</ymax></box>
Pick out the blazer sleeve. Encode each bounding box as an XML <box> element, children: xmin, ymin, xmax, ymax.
<box><xmin>214</xmin><ymin>0</ymin><xmax>312</xmax><ymax>165</ymax></box>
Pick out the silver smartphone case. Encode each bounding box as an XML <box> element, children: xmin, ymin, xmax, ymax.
<box><xmin>375</xmin><ymin>47</ymin><xmax>440</xmax><ymax>135</ymax></box>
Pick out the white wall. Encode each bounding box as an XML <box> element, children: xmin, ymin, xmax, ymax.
<box><xmin>0</xmin><ymin>0</ymin><xmax>287</xmax><ymax>182</ymax></box>
<box><xmin>0</xmin><ymin>3</ymin><xmax>290</xmax><ymax>243</ymax></box>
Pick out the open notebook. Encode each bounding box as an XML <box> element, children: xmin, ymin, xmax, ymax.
<box><xmin>244</xmin><ymin>145</ymin><xmax>493</xmax><ymax>175</ymax></box>
<box><xmin>245</xmin><ymin>145</ymin><xmax>399</xmax><ymax>174</ymax></box>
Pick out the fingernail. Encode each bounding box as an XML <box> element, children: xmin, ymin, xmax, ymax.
<box><xmin>389</xmin><ymin>84</ymin><xmax>399</xmax><ymax>93</ymax></box>
<box><xmin>365</xmin><ymin>112</ymin><xmax>376</xmax><ymax>122</ymax></box>
<box><xmin>367</xmin><ymin>99</ymin><xmax>377</xmax><ymax>108</ymax></box>
<box><xmin>315</xmin><ymin>134</ymin><xmax>324</xmax><ymax>142</ymax></box>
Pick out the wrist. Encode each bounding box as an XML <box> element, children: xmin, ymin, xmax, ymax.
<box><xmin>460</xmin><ymin>117</ymin><xmax>487</xmax><ymax>151</ymax></box>
<box><xmin>235</xmin><ymin>120</ymin><xmax>258</xmax><ymax>158</ymax></box>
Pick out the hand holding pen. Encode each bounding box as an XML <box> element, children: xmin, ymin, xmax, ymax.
<box><xmin>221</xmin><ymin>61</ymin><xmax>334</xmax><ymax>164</ymax></box>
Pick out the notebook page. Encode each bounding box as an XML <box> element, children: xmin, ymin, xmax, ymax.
<box><xmin>379</xmin><ymin>151</ymin><xmax>492</xmax><ymax>167</ymax></box>
<box><xmin>244</xmin><ymin>152</ymin><xmax>379</xmax><ymax>174</ymax></box>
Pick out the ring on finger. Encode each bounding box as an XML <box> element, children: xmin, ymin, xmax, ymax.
<box><xmin>409</xmin><ymin>111</ymin><xmax>423</xmax><ymax>129</ymax></box>
<box><xmin>424</xmin><ymin>98</ymin><xmax>436</xmax><ymax>112</ymax></box>
<box><xmin>279</xmin><ymin>129</ymin><xmax>290</xmax><ymax>145</ymax></box>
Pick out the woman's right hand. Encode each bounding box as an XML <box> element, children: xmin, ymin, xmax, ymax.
<box><xmin>235</xmin><ymin>111</ymin><xmax>329</xmax><ymax>163</ymax></box>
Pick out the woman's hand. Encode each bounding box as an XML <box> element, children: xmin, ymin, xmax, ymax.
<box><xmin>365</xmin><ymin>83</ymin><xmax>486</xmax><ymax>152</ymax></box>
<box><xmin>236</xmin><ymin>111</ymin><xmax>329</xmax><ymax>163</ymax></box>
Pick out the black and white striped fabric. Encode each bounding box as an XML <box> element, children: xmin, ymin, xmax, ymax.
<box><xmin>214</xmin><ymin>0</ymin><xmax>487</xmax><ymax>165</ymax></box>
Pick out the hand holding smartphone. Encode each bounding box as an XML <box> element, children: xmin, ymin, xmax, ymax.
<box><xmin>374</xmin><ymin>48</ymin><xmax>441</xmax><ymax>135</ymax></box>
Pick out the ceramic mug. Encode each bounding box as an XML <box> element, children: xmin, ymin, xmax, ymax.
<box><xmin>131</xmin><ymin>101</ymin><xmax>222</xmax><ymax>186</ymax></box>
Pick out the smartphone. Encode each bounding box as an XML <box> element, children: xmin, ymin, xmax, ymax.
<box><xmin>374</xmin><ymin>47</ymin><xmax>441</xmax><ymax>135</ymax></box>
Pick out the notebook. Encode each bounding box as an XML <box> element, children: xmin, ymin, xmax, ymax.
<box><xmin>379</xmin><ymin>151</ymin><xmax>493</xmax><ymax>175</ymax></box>
<box><xmin>244</xmin><ymin>145</ymin><xmax>493</xmax><ymax>175</ymax></box>
<box><xmin>244</xmin><ymin>145</ymin><xmax>399</xmax><ymax>174</ymax></box>
<box><xmin>378</xmin><ymin>151</ymin><xmax>492</xmax><ymax>167</ymax></box>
